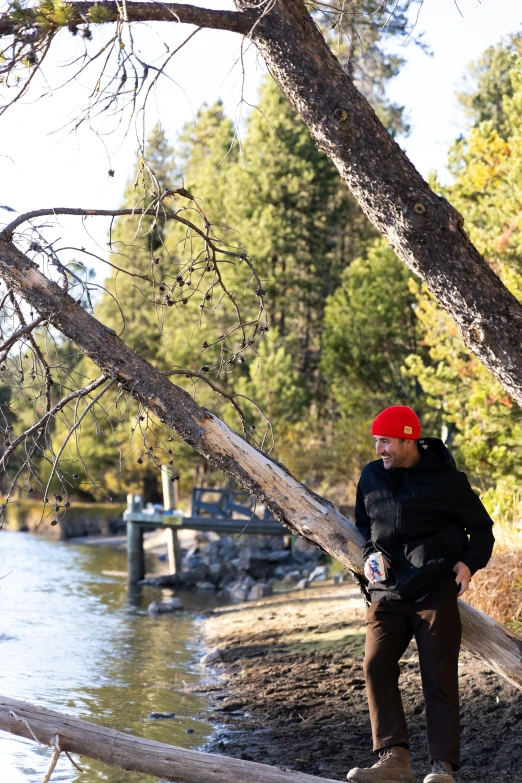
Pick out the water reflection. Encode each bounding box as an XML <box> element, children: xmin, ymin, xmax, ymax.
<box><xmin>0</xmin><ymin>532</ymin><xmax>222</xmax><ymax>782</ymax></box>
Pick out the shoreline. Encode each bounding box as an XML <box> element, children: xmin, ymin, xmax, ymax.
<box><xmin>199</xmin><ymin>581</ymin><xmax>522</xmax><ymax>783</ymax></box>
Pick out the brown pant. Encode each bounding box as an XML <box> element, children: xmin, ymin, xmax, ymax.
<box><xmin>363</xmin><ymin>577</ymin><xmax>462</xmax><ymax>769</ymax></box>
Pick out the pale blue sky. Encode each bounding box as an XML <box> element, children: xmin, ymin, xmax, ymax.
<box><xmin>1</xmin><ymin>0</ymin><xmax>521</xmax><ymax>263</ymax></box>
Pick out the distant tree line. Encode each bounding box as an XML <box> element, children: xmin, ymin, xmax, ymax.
<box><xmin>2</xmin><ymin>31</ymin><xmax>522</xmax><ymax>524</ymax></box>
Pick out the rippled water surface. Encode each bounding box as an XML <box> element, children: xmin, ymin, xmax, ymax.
<box><xmin>0</xmin><ymin>531</ymin><xmax>220</xmax><ymax>782</ymax></box>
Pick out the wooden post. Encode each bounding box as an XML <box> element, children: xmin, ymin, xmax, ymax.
<box><xmin>0</xmin><ymin>695</ymin><xmax>340</xmax><ymax>783</ymax></box>
<box><xmin>162</xmin><ymin>467</ymin><xmax>182</xmax><ymax>575</ymax></box>
<box><xmin>126</xmin><ymin>493</ymin><xmax>145</xmax><ymax>583</ymax></box>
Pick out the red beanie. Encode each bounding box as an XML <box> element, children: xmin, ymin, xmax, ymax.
<box><xmin>371</xmin><ymin>405</ymin><xmax>421</xmax><ymax>439</ymax></box>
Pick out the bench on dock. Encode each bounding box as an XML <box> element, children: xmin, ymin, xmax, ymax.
<box><xmin>124</xmin><ymin>469</ymin><xmax>286</xmax><ymax>582</ymax></box>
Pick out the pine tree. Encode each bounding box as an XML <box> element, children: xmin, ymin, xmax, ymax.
<box><xmin>407</xmin><ymin>33</ymin><xmax>522</xmax><ymax>520</ymax></box>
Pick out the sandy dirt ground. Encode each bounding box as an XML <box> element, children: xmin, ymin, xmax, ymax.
<box><xmin>198</xmin><ymin>582</ymin><xmax>522</xmax><ymax>783</ymax></box>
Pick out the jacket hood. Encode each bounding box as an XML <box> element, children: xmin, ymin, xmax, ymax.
<box><xmin>416</xmin><ymin>437</ymin><xmax>456</xmax><ymax>470</ymax></box>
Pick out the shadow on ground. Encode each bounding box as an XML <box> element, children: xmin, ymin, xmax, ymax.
<box><xmin>201</xmin><ymin>584</ymin><xmax>522</xmax><ymax>783</ymax></box>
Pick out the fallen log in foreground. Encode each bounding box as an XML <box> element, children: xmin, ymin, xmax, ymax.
<box><xmin>0</xmin><ymin>696</ymin><xmax>340</xmax><ymax>783</ymax></box>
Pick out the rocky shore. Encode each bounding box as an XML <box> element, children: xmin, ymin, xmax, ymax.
<box><xmin>197</xmin><ymin>582</ymin><xmax>522</xmax><ymax>783</ymax></box>
<box><xmin>140</xmin><ymin>531</ymin><xmax>331</xmax><ymax>602</ymax></box>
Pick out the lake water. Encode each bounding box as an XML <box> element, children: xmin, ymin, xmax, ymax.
<box><xmin>0</xmin><ymin>531</ymin><xmax>221</xmax><ymax>783</ymax></box>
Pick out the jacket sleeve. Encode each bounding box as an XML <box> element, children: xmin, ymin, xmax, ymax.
<box><xmin>355</xmin><ymin>480</ymin><xmax>376</xmax><ymax>561</ymax></box>
<box><xmin>449</xmin><ymin>472</ymin><xmax>495</xmax><ymax>574</ymax></box>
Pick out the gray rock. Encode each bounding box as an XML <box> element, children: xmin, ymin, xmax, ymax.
<box><xmin>296</xmin><ymin>578</ymin><xmax>310</xmax><ymax>590</ymax></box>
<box><xmin>224</xmin><ymin>575</ymin><xmax>254</xmax><ymax>603</ymax></box>
<box><xmin>200</xmin><ymin>647</ymin><xmax>222</xmax><ymax>665</ymax></box>
<box><xmin>239</xmin><ymin>548</ymin><xmax>290</xmax><ymax>580</ymax></box>
<box><xmin>148</xmin><ymin>711</ymin><xmax>176</xmax><ymax>719</ymax></box>
<box><xmin>185</xmin><ymin>553</ymin><xmax>205</xmax><ymax>569</ymax></box>
<box><xmin>182</xmin><ymin>565</ymin><xmax>210</xmax><ymax>586</ymax></box>
<box><xmin>333</xmin><ymin>573</ymin><xmax>345</xmax><ymax>584</ymax></box>
<box><xmin>247</xmin><ymin>583</ymin><xmax>273</xmax><ymax>601</ymax></box>
<box><xmin>215</xmin><ymin>561</ymin><xmax>239</xmax><ymax>588</ymax></box>
<box><xmin>282</xmin><ymin>570</ymin><xmax>301</xmax><ymax>584</ymax></box>
<box><xmin>148</xmin><ymin>597</ymin><xmax>183</xmax><ymax>614</ymax></box>
<box><xmin>197</xmin><ymin>582</ymin><xmax>216</xmax><ymax>590</ymax></box>
<box><xmin>309</xmin><ymin>565</ymin><xmax>328</xmax><ymax>582</ymax></box>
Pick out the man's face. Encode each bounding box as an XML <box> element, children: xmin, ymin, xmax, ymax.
<box><xmin>373</xmin><ymin>436</ymin><xmax>414</xmax><ymax>470</ymax></box>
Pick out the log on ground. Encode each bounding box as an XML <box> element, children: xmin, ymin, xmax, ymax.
<box><xmin>0</xmin><ymin>695</ymin><xmax>340</xmax><ymax>783</ymax></box>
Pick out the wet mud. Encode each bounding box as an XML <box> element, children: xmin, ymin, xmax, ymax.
<box><xmin>200</xmin><ymin>584</ymin><xmax>522</xmax><ymax>782</ymax></box>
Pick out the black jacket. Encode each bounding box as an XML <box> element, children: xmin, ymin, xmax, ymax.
<box><xmin>355</xmin><ymin>438</ymin><xmax>495</xmax><ymax>602</ymax></box>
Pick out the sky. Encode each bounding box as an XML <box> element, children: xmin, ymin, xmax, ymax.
<box><xmin>387</xmin><ymin>0</ymin><xmax>522</xmax><ymax>180</ymax></box>
<box><xmin>1</xmin><ymin>0</ymin><xmax>521</xmax><ymax>266</ymax></box>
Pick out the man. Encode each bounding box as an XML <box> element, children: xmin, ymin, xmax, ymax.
<box><xmin>347</xmin><ymin>405</ymin><xmax>494</xmax><ymax>783</ymax></box>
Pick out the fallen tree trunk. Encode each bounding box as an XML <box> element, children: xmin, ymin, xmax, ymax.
<box><xmin>0</xmin><ymin>695</ymin><xmax>339</xmax><ymax>783</ymax></box>
<box><xmin>0</xmin><ymin>236</ymin><xmax>521</xmax><ymax>691</ymax></box>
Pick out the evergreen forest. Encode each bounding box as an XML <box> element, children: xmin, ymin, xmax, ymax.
<box><xmin>4</xmin><ymin>29</ymin><xmax>522</xmax><ymax>530</ymax></box>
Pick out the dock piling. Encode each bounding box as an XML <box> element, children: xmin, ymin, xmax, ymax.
<box><xmin>162</xmin><ymin>467</ymin><xmax>182</xmax><ymax>575</ymax></box>
<box><xmin>126</xmin><ymin>494</ymin><xmax>145</xmax><ymax>583</ymax></box>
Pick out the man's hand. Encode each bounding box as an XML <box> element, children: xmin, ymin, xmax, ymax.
<box><xmin>453</xmin><ymin>561</ymin><xmax>472</xmax><ymax>596</ymax></box>
<box><xmin>364</xmin><ymin>555</ymin><xmax>390</xmax><ymax>583</ymax></box>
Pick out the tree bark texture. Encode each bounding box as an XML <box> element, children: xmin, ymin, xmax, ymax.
<box><xmin>0</xmin><ymin>235</ymin><xmax>521</xmax><ymax>691</ymax></box>
<box><xmin>0</xmin><ymin>695</ymin><xmax>340</xmax><ymax>783</ymax></box>
<box><xmin>235</xmin><ymin>0</ymin><xmax>522</xmax><ymax>406</ymax></box>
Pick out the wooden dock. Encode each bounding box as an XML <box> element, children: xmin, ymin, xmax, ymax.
<box><xmin>124</xmin><ymin>469</ymin><xmax>286</xmax><ymax>582</ymax></box>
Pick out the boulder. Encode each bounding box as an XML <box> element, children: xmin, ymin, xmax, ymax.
<box><xmin>282</xmin><ymin>570</ymin><xmax>301</xmax><ymax>584</ymax></box>
<box><xmin>309</xmin><ymin>565</ymin><xmax>328</xmax><ymax>582</ymax></box>
<box><xmin>148</xmin><ymin>712</ymin><xmax>176</xmax><ymax>719</ymax></box>
<box><xmin>185</xmin><ymin>552</ymin><xmax>205</xmax><ymax>570</ymax></box>
<box><xmin>148</xmin><ymin>597</ymin><xmax>183</xmax><ymax>614</ymax></box>
<box><xmin>296</xmin><ymin>578</ymin><xmax>310</xmax><ymax>590</ymax></box>
<box><xmin>247</xmin><ymin>583</ymin><xmax>273</xmax><ymax>601</ymax></box>
<box><xmin>200</xmin><ymin>647</ymin><xmax>222</xmax><ymax>665</ymax></box>
<box><xmin>239</xmin><ymin>548</ymin><xmax>290</xmax><ymax>580</ymax></box>
<box><xmin>224</xmin><ymin>575</ymin><xmax>254</xmax><ymax>603</ymax></box>
<box><xmin>197</xmin><ymin>582</ymin><xmax>216</xmax><ymax>591</ymax></box>
<box><xmin>181</xmin><ymin>565</ymin><xmax>210</xmax><ymax>586</ymax></box>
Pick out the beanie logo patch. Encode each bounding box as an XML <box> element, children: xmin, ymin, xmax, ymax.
<box><xmin>404</xmin><ymin>426</ymin><xmax>413</xmax><ymax>435</ymax></box>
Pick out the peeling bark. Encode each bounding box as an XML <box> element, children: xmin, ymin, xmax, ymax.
<box><xmin>0</xmin><ymin>235</ymin><xmax>521</xmax><ymax>691</ymax></box>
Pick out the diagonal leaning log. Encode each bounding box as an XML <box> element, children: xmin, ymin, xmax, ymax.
<box><xmin>0</xmin><ymin>236</ymin><xmax>521</xmax><ymax>690</ymax></box>
<box><xmin>0</xmin><ymin>695</ymin><xmax>340</xmax><ymax>783</ymax></box>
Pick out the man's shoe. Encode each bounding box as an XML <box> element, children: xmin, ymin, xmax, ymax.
<box><xmin>347</xmin><ymin>746</ymin><xmax>415</xmax><ymax>782</ymax></box>
<box><xmin>423</xmin><ymin>760</ymin><xmax>455</xmax><ymax>782</ymax></box>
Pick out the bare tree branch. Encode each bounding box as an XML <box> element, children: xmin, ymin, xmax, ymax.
<box><xmin>0</xmin><ymin>2</ymin><xmax>257</xmax><ymax>37</ymax></box>
<box><xmin>0</xmin><ymin>314</ymin><xmax>47</xmax><ymax>358</ymax></box>
<box><xmin>0</xmin><ymin>375</ymin><xmax>108</xmax><ymax>473</ymax></box>
<box><xmin>42</xmin><ymin>378</ymin><xmax>116</xmax><ymax>508</ymax></box>
<box><xmin>1</xmin><ymin>206</ymin><xmax>237</xmax><ymax>256</ymax></box>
